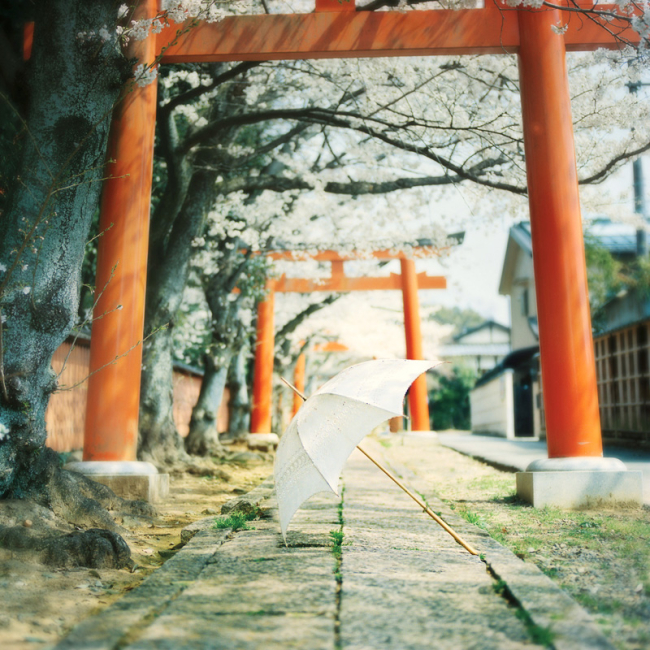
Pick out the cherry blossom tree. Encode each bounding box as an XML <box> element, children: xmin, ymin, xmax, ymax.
<box><xmin>142</xmin><ymin>35</ymin><xmax>650</xmax><ymax>464</ymax></box>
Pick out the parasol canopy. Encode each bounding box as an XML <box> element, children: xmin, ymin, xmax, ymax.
<box><xmin>274</xmin><ymin>358</ymin><xmax>438</xmax><ymax>538</ymax></box>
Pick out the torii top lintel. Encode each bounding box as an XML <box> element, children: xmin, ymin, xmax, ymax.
<box><xmin>263</xmin><ymin>245</ymin><xmax>449</xmax><ymax>262</ymax></box>
<box><xmin>157</xmin><ymin>1</ymin><xmax>637</xmax><ymax>64</ymax></box>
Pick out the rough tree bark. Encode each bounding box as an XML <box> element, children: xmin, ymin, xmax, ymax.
<box><xmin>184</xmin><ymin>249</ymin><xmax>250</xmax><ymax>456</ymax></box>
<box><xmin>0</xmin><ymin>0</ymin><xmax>150</xmax><ymax>567</ymax></box>
<box><xmin>226</xmin><ymin>329</ymin><xmax>251</xmax><ymax>439</ymax></box>
<box><xmin>184</xmin><ymin>351</ymin><xmax>232</xmax><ymax>456</ymax></box>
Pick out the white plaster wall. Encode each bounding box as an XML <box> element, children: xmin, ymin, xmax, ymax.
<box><xmin>510</xmin><ymin>252</ymin><xmax>538</xmax><ymax>350</ymax></box>
<box><xmin>470</xmin><ymin>370</ymin><xmax>515</xmax><ymax>438</ymax></box>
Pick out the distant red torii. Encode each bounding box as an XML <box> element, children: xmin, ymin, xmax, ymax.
<box><xmin>251</xmin><ymin>251</ymin><xmax>449</xmax><ymax>434</ymax></box>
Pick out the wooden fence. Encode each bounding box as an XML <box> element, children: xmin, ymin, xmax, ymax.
<box><xmin>45</xmin><ymin>338</ymin><xmax>229</xmax><ymax>452</ymax></box>
<box><xmin>594</xmin><ymin>321</ymin><xmax>650</xmax><ymax>446</ymax></box>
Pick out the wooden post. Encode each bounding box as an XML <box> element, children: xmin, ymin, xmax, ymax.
<box><xmin>292</xmin><ymin>353</ymin><xmax>306</xmax><ymax>418</ymax></box>
<box><xmin>400</xmin><ymin>258</ymin><xmax>430</xmax><ymax>431</ymax></box>
<box><xmin>251</xmin><ymin>289</ymin><xmax>275</xmax><ymax>433</ymax></box>
<box><xmin>83</xmin><ymin>0</ymin><xmax>158</xmax><ymax>461</ymax></box>
<box><xmin>518</xmin><ymin>7</ymin><xmax>603</xmax><ymax>459</ymax></box>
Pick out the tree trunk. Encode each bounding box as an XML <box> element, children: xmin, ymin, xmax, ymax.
<box><xmin>0</xmin><ymin>0</ymin><xmax>126</xmax><ymax>498</ymax></box>
<box><xmin>185</xmin><ymin>279</ymin><xmax>240</xmax><ymax>455</ymax></box>
<box><xmin>138</xmin><ymin>169</ymin><xmax>217</xmax><ymax>466</ymax></box>
<box><xmin>0</xmin><ymin>2</ymin><xmax>154</xmax><ymax>568</ymax></box>
<box><xmin>184</xmin><ymin>352</ymin><xmax>231</xmax><ymax>456</ymax></box>
<box><xmin>227</xmin><ymin>341</ymin><xmax>250</xmax><ymax>439</ymax></box>
<box><xmin>138</xmin><ymin>323</ymin><xmax>190</xmax><ymax>466</ymax></box>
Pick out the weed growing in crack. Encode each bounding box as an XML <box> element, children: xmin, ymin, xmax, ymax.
<box><xmin>515</xmin><ymin>609</ymin><xmax>555</xmax><ymax>647</ymax></box>
<box><xmin>492</xmin><ymin>579</ymin><xmax>507</xmax><ymax>596</ymax></box>
<box><xmin>457</xmin><ymin>506</ymin><xmax>488</xmax><ymax>530</ymax></box>
<box><xmin>492</xmin><ymin>577</ymin><xmax>554</xmax><ymax>647</ymax></box>
<box><xmin>332</xmin><ymin>485</ymin><xmax>345</xmax><ymax>650</ymax></box>
<box><xmin>330</xmin><ymin>530</ymin><xmax>344</xmax><ymax>552</ymax></box>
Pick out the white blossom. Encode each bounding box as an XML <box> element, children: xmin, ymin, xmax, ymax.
<box><xmin>134</xmin><ymin>63</ymin><xmax>158</xmax><ymax>87</ymax></box>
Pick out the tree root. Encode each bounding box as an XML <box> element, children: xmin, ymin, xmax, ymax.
<box><xmin>0</xmin><ymin>525</ymin><xmax>133</xmax><ymax>569</ymax></box>
<box><xmin>0</xmin><ymin>448</ymin><xmax>155</xmax><ymax>569</ymax></box>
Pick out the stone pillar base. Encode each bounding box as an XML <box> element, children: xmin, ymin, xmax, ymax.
<box><xmin>516</xmin><ymin>457</ymin><xmax>643</xmax><ymax>508</ymax></box>
<box><xmin>247</xmin><ymin>433</ymin><xmax>279</xmax><ymax>452</ymax></box>
<box><xmin>404</xmin><ymin>430</ymin><xmax>438</xmax><ymax>439</ymax></box>
<box><xmin>64</xmin><ymin>461</ymin><xmax>169</xmax><ymax>503</ymax></box>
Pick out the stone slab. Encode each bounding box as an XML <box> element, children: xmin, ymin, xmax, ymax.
<box><xmin>378</xmin><ymin>437</ymin><xmax>618</xmax><ymax>650</ymax></box>
<box><xmin>124</xmin><ymin>508</ymin><xmax>338</xmax><ymax>649</ymax></box>
<box><xmin>127</xmin><ymin>613</ymin><xmax>334</xmax><ymax>650</ymax></box>
<box><xmin>340</xmin><ymin>453</ymin><xmax>539</xmax><ymax>650</ymax></box>
<box><xmin>516</xmin><ymin>470</ymin><xmax>643</xmax><ymax>508</ymax></box>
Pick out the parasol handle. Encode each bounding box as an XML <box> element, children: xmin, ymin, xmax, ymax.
<box><xmin>280</xmin><ymin>377</ymin><xmax>479</xmax><ymax>556</ymax></box>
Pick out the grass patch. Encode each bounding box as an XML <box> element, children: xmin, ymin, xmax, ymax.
<box><xmin>457</xmin><ymin>506</ymin><xmax>489</xmax><ymax>530</ymax></box>
<box><xmin>575</xmin><ymin>593</ymin><xmax>621</xmax><ymax>615</ymax></box>
<box><xmin>213</xmin><ymin>511</ymin><xmax>258</xmax><ymax>531</ymax></box>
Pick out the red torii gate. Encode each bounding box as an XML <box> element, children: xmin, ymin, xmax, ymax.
<box><xmin>249</xmin><ymin>249</ymin><xmax>448</xmax><ymax>434</ymax></box>
<box><xmin>81</xmin><ymin>0</ymin><xmax>641</xmax><ymax>502</ymax></box>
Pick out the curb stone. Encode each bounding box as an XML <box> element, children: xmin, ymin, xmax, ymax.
<box><xmin>376</xmin><ymin>439</ymin><xmax>615</xmax><ymax>650</ymax></box>
<box><xmin>219</xmin><ymin>476</ymin><xmax>274</xmax><ymax>514</ymax></box>
<box><xmin>53</xmin><ymin>527</ymin><xmax>232</xmax><ymax>650</ymax></box>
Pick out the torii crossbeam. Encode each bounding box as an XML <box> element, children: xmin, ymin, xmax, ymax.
<box><xmin>83</xmin><ymin>0</ymin><xmax>638</xmax><ymax>476</ymax></box>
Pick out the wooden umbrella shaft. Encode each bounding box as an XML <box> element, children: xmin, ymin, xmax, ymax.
<box><xmin>355</xmin><ymin>446</ymin><xmax>478</xmax><ymax>555</ymax></box>
<box><xmin>280</xmin><ymin>377</ymin><xmax>479</xmax><ymax>556</ymax></box>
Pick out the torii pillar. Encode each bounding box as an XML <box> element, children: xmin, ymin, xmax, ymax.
<box><xmin>65</xmin><ymin>0</ymin><xmax>168</xmax><ymax>502</ymax></box>
<box><xmin>292</xmin><ymin>353</ymin><xmax>306</xmax><ymax>418</ymax></box>
<box><xmin>515</xmin><ymin>7</ymin><xmax>641</xmax><ymax>506</ymax></box>
<box><xmin>250</xmin><ymin>289</ymin><xmax>276</xmax><ymax>435</ymax></box>
<box><xmin>400</xmin><ymin>259</ymin><xmax>430</xmax><ymax>431</ymax></box>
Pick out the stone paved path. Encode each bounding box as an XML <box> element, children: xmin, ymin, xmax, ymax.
<box><xmin>54</xmin><ymin>441</ymin><xmax>614</xmax><ymax>650</ymax></box>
